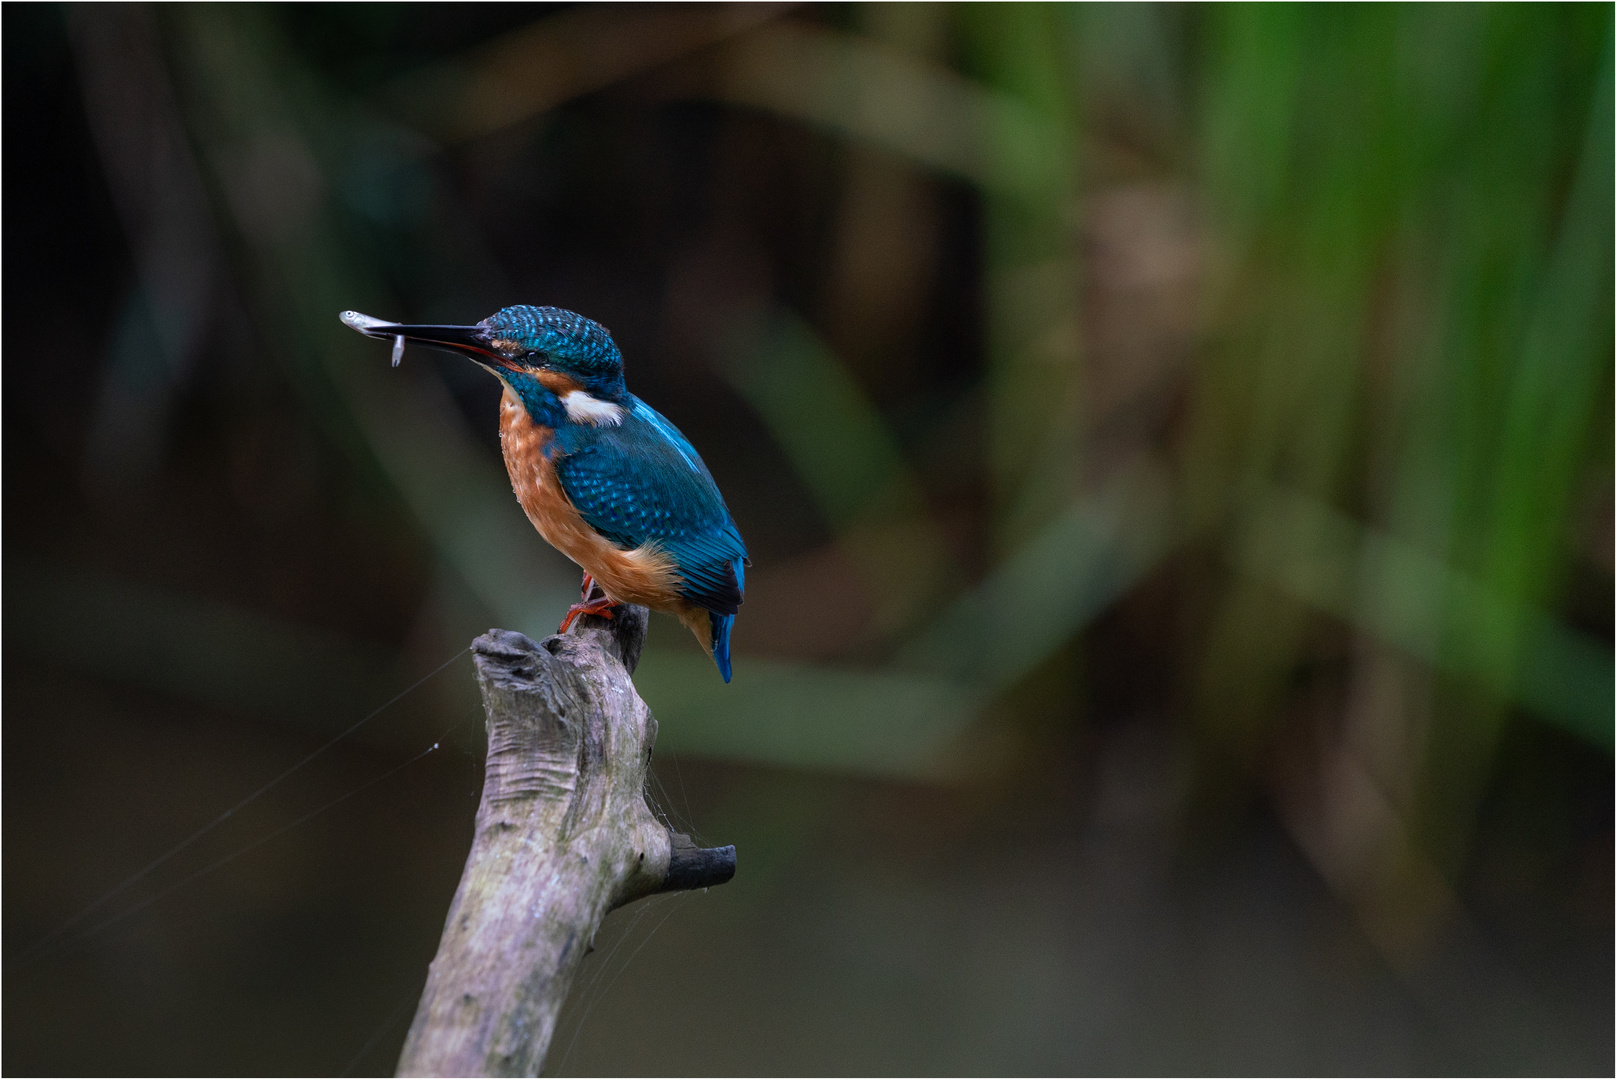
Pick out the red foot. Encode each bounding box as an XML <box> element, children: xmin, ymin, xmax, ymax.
<box><xmin>558</xmin><ymin>594</ymin><xmax>617</xmax><ymax>634</ymax></box>
<box><xmin>579</xmin><ymin>572</ymin><xmax>595</xmax><ymax>600</ymax></box>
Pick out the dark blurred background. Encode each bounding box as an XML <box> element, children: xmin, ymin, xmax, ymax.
<box><xmin>4</xmin><ymin>3</ymin><xmax>1612</xmax><ymax>1075</ymax></box>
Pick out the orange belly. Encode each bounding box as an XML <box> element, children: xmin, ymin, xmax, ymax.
<box><xmin>498</xmin><ymin>388</ymin><xmax>711</xmax><ymax>644</ymax></box>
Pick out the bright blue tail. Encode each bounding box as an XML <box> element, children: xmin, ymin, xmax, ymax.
<box><xmin>709</xmin><ymin>612</ymin><xmax>735</xmax><ymax>682</ymax></box>
<box><xmin>708</xmin><ymin>556</ymin><xmax>743</xmax><ymax>682</ymax></box>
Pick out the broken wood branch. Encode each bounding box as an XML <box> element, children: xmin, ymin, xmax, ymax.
<box><xmin>396</xmin><ymin>607</ymin><xmax>735</xmax><ymax>1077</ymax></box>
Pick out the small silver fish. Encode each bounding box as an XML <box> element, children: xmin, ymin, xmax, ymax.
<box><xmin>391</xmin><ymin>334</ymin><xmax>405</xmax><ymax>367</ymax></box>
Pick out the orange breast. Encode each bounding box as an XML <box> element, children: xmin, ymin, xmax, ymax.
<box><xmin>498</xmin><ymin>388</ymin><xmax>710</xmax><ymax>643</ymax></box>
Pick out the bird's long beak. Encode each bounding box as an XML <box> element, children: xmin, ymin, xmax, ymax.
<box><xmin>339</xmin><ymin>310</ymin><xmax>504</xmax><ymax>367</ymax></box>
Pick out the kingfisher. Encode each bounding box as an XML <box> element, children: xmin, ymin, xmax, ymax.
<box><xmin>340</xmin><ymin>305</ymin><xmax>748</xmax><ymax>681</ymax></box>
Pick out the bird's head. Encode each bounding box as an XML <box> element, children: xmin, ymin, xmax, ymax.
<box><xmin>477</xmin><ymin>305</ymin><xmax>626</xmax><ymax>400</ymax></box>
<box><xmin>340</xmin><ymin>304</ymin><xmax>627</xmax><ymax>406</ymax></box>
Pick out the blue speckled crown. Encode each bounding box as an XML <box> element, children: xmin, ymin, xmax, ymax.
<box><xmin>480</xmin><ymin>305</ymin><xmax>623</xmax><ymax>382</ymax></box>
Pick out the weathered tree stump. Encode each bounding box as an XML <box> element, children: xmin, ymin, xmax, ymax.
<box><xmin>396</xmin><ymin>607</ymin><xmax>735</xmax><ymax>1077</ymax></box>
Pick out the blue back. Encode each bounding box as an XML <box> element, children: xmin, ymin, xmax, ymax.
<box><xmin>550</xmin><ymin>397</ymin><xmax>748</xmax><ymax>618</ymax></box>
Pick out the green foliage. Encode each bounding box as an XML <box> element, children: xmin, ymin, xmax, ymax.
<box><xmin>127</xmin><ymin>0</ymin><xmax>1609</xmax><ymax>874</ymax></box>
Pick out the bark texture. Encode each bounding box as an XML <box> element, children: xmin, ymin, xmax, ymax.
<box><xmin>396</xmin><ymin>607</ymin><xmax>735</xmax><ymax>1077</ymax></box>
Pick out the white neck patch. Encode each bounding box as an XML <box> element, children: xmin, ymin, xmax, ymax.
<box><xmin>563</xmin><ymin>390</ymin><xmax>624</xmax><ymax>426</ymax></box>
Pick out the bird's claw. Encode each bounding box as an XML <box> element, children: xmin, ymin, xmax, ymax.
<box><xmin>558</xmin><ymin>596</ymin><xmax>618</xmax><ymax>634</ymax></box>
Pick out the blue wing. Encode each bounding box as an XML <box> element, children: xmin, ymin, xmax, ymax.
<box><xmin>551</xmin><ymin>396</ymin><xmax>748</xmax><ymax>616</ymax></box>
